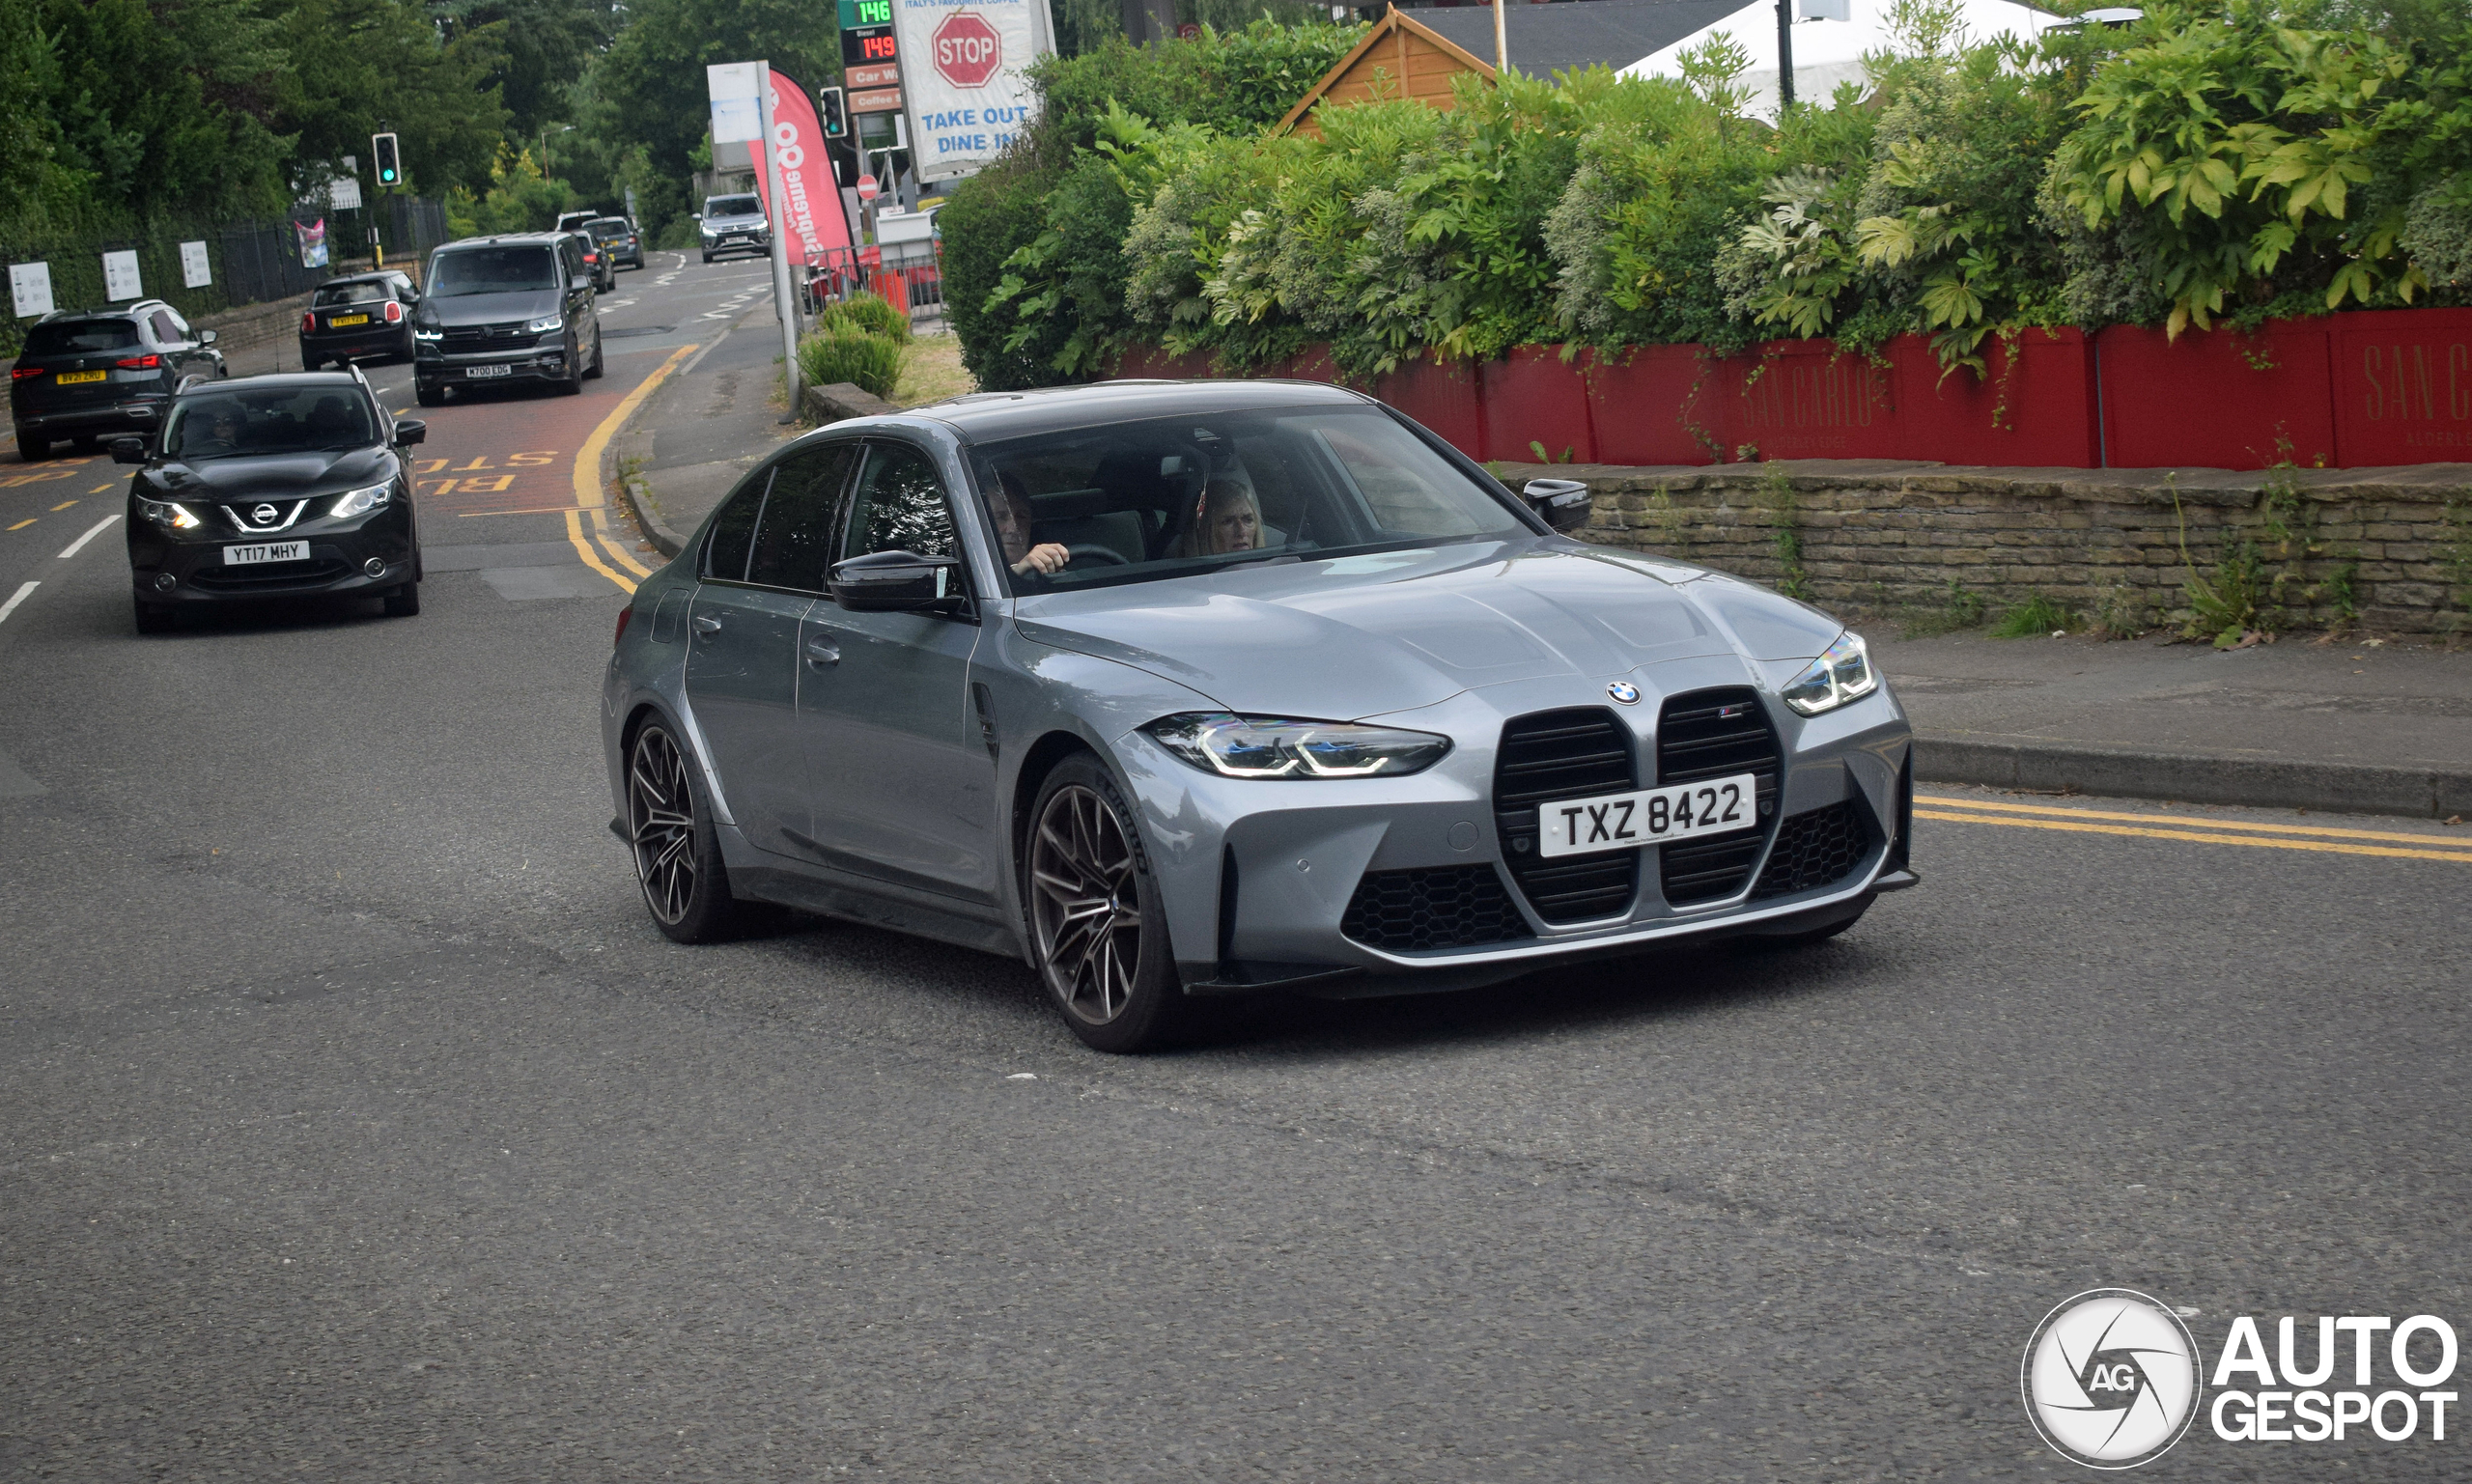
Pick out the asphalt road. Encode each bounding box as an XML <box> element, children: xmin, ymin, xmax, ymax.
<box><xmin>4</xmin><ymin>259</ymin><xmax>2469</xmax><ymax>1481</ymax></box>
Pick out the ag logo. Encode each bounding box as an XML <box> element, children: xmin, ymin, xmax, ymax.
<box><xmin>2023</xmin><ymin>1289</ymin><xmax>2202</xmax><ymax>1469</ymax></box>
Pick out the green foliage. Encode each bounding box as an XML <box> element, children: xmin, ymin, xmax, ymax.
<box><xmin>797</xmin><ymin>325</ymin><xmax>905</xmax><ymax>400</ymax></box>
<box><xmin>1027</xmin><ymin>20</ymin><xmax>1365</xmax><ymax>161</ymax></box>
<box><xmin>1990</xmin><ymin>592</ymin><xmax>2079</xmax><ymax>636</ymax></box>
<box><xmin>446</xmin><ymin>147</ymin><xmax>576</xmax><ymax>238</ymax></box>
<box><xmin>590</xmin><ymin>0</ymin><xmax>842</xmax><ymax>182</ymax></box>
<box><xmin>939</xmin><ymin>153</ymin><xmax>1064</xmax><ymax>391</ymax></box>
<box><xmin>816</xmin><ymin>292</ymin><xmax>912</xmax><ymax>344</ymax></box>
<box><xmin>2048</xmin><ymin>0</ymin><xmax>2471</xmax><ymax>333</ymax></box>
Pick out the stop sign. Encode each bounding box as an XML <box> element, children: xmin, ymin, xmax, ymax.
<box><xmin>856</xmin><ymin>174</ymin><xmax>879</xmax><ymax>202</ymax></box>
<box><xmin>932</xmin><ymin>12</ymin><xmax>1002</xmax><ymax>89</ymax></box>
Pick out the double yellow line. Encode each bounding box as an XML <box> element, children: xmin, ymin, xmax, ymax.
<box><xmin>1917</xmin><ymin>793</ymin><xmax>2472</xmax><ymax>864</ymax></box>
<box><xmin>567</xmin><ymin>342</ymin><xmax>700</xmax><ymax>594</ymax></box>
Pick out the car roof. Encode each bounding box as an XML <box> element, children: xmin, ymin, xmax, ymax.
<box><xmin>434</xmin><ymin>234</ymin><xmax>566</xmax><ymax>250</ymax></box>
<box><xmin>316</xmin><ymin>270</ymin><xmax>405</xmax><ymax>286</ymax></box>
<box><xmin>39</xmin><ymin>300</ymin><xmax>169</xmax><ymax>322</ymax></box>
<box><xmin>906</xmin><ymin>378</ymin><xmax>1375</xmax><ymax>442</ymax></box>
<box><xmin>172</xmin><ymin>371</ymin><xmax>365</xmax><ymax>399</ymax></box>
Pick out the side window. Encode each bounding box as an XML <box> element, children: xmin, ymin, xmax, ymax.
<box><xmin>745</xmin><ymin>443</ymin><xmax>858</xmax><ymax>592</ymax></box>
<box><xmin>148</xmin><ymin>311</ymin><xmax>181</xmax><ymax>344</ymax></box>
<box><xmin>559</xmin><ymin>241</ymin><xmax>581</xmax><ymax>282</ymax></box>
<box><xmin>841</xmin><ymin>442</ymin><xmax>959</xmax><ymax>563</ymax></box>
<box><xmin>702</xmin><ymin>469</ymin><xmax>773</xmax><ymax>582</ymax></box>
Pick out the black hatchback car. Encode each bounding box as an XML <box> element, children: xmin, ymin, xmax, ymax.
<box><xmin>10</xmin><ymin>301</ymin><xmax>226</xmax><ymax>459</ymax></box>
<box><xmin>299</xmin><ymin>271</ymin><xmax>420</xmax><ymax>369</ymax></box>
<box><xmin>411</xmin><ymin>235</ymin><xmax>604</xmax><ymax>406</ymax></box>
<box><xmin>119</xmin><ymin>369</ymin><xmax>427</xmax><ymax>631</ymax></box>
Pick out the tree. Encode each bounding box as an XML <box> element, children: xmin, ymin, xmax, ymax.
<box><xmin>274</xmin><ymin>0</ymin><xmax>510</xmax><ymax>197</ymax></box>
<box><xmin>591</xmin><ymin>0</ymin><xmax>841</xmax><ymax>180</ymax></box>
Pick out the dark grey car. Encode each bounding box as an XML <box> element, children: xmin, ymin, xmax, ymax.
<box><xmin>601</xmin><ymin>381</ymin><xmax>1916</xmax><ymax>1051</ymax></box>
<box><xmin>11</xmin><ymin>301</ymin><xmax>225</xmax><ymax>459</ymax></box>
<box><xmin>411</xmin><ymin>235</ymin><xmax>604</xmax><ymax>406</ymax></box>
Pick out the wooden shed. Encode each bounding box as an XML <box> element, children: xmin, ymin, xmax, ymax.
<box><xmin>1275</xmin><ymin>8</ymin><xmax>1497</xmax><ymax>140</ymax></box>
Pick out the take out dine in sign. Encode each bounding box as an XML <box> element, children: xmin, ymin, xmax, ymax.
<box><xmin>893</xmin><ymin>0</ymin><xmax>1052</xmax><ymax>182</ymax></box>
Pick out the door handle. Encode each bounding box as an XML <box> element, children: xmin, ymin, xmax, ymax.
<box><xmin>691</xmin><ymin>615</ymin><xmax>722</xmax><ymax>636</ymax></box>
<box><xmin>803</xmin><ymin>637</ymin><xmax>840</xmax><ymax>668</ymax></box>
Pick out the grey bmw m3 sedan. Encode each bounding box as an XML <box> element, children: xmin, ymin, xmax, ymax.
<box><xmin>602</xmin><ymin>379</ymin><xmax>1916</xmax><ymax>1051</ymax></box>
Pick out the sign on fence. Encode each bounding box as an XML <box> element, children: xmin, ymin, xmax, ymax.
<box><xmin>892</xmin><ymin>0</ymin><xmax>1053</xmax><ymax>182</ymax></box>
<box><xmin>101</xmin><ymin>250</ymin><xmax>143</xmax><ymax>301</ymax></box>
<box><xmin>10</xmin><ymin>263</ymin><xmax>53</xmax><ymax>319</ymax></box>
<box><xmin>180</xmin><ymin>241</ymin><xmax>212</xmax><ymax>289</ymax></box>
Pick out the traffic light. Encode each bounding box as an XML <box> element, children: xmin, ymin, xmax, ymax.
<box><xmin>372</xmin><ymin>132</ymin><xmax>401</xmax><ymax>187</ymax></box>
<box><xmin>819</xmin><ymin>87</ymin><xmax>847</xmax><ymax>138</ymax></box>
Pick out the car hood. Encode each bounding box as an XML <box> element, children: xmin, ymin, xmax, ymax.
<box><xmin>705</xmin><ymin>214</ymin><xmax>766</xmax><ymax>229</ymax></box>
<box><xmin>418</xmin><ymin>290</ymin><xmax>561</xmax><ymax>328</ymax></box>
<box><xmin>1011</xmin><ymin>541</ymin><xmax>1843</xmax><ymax>720</ymax></box>
<box><xmin>149</xmin><ymin>445</ymin><xmax>393</xmax><ymax>498</ymax></box>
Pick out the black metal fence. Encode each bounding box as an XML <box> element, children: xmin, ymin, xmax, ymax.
<box><xmin>2</xmin><ymin>196</ymin><xmax>450</xmax><ymax>356</ymax></box>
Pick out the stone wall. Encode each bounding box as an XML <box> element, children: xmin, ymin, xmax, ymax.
<box><xmin>1492</xmin><ymin>459</ymin><xmax>2472</xmax><ymax>637</ymax></box>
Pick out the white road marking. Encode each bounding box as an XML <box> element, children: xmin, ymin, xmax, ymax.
<box><xmin>57</xmin><ymin>513</ymin><xmax>121</xmax><ymax>559</ymax></box>
<box><xmin>0</xmin><ymin>580</ymin><xmax>37</xmax><ymax>626</ymax></box>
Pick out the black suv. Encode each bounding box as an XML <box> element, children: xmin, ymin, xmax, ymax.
<box><xmin>10</xmin><ymin>301</ymin><xmax>226</xmax><ymax>459</ymax></box>
<box><xmin>588</xmin><ymin>216</ymin><xmax>644</xmax><ymax>271</ymax></box>
<box><xmin>410</xmin><ymin>235</ymin><xmax>605</xmax><ymax>406</ymax></box>
<box><xmin>300</xmin><ymin>271</ymin><xmax>420</xmax><ymax>369</ymax></box>
<box><xmin>119</xmin><ymin>367</ymin><xmax>427</xmax><ymax>631</ymax></box>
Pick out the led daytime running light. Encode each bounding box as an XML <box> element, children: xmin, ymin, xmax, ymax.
<box><xmin>1145</xmin><ymin>714</ymin><xmax>1452</xmax><ymax>781</ymax></box>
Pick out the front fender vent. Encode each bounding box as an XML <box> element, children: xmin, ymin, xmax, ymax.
<box><xmin>1751</xmin><ymin>799</ymin><xmax>1873</xmax><ymax>899</ymax></box>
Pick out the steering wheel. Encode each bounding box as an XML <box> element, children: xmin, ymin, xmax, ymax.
<box><xmin>1065</xmin><ymin>542</ymin><xmax>1131</xmax><ymax>567</ymax></box>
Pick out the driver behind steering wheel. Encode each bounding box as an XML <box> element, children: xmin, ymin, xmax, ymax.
<box><xmin>991</xmin><ymin>472</ymin><xmax>1072</xmax><ymax>578</ymax></box>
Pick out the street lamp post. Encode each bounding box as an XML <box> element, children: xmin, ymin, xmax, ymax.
<box><xmin>1776</xmin><ymin>0</ymin><xmax>1796</xmax><ymax>111</ymax></box>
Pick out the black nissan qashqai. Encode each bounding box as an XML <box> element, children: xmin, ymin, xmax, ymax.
<box><xmin>119</xmin><ymin>368</ymin><xmax>427</xmax><ymax>633</ymax></box>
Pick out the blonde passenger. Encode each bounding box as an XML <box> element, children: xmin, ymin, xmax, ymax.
<box><xmin>1179</xmin><ymin>479</ymin><xmax>1262</xmax><ymax>557</ymax></box>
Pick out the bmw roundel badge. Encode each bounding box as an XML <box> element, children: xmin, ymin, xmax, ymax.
<box><xmin>1606</xmin><ymin>682</ymin><xmax>1641</xmax><ymax>705</ymax></box>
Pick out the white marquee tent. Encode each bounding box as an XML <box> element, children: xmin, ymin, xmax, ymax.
<box><xmin>1626</xmin><ymin>0</ymin><xmax>2070</xmax><ymax>120</ymax></box>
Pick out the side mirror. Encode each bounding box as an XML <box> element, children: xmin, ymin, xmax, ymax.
<box><xmin>829</xmin><ymin>549</ymin><xmax>966</xmax><ymax>613</ymax></box>
<box><xmin>110</xmin><ymin>436</ymin><xmax>149</xmax><ymax>464</ymax></box>
<box><xmin>198</xmin><ymin>328</ymin><xmax>218</xmax><ymax>346</ymax></box>
<box><xmin>1523</xmin><ymin>477</ymin><xmax>1593</xmax><ymax>535</ymax></box>
<box><xmin>392</xmin><ymin>418</ymin><xmax>427</xmax><ymax>446</ymax></box>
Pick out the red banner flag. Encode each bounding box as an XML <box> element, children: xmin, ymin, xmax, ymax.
<box><xmin>752</xmin><ymin>70</ymin><xmax>855</xmax><ymax>265</ymax></box>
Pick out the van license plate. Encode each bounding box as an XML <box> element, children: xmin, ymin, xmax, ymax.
<box><xmin>464</xmin><ymin>364</ymin><xmax>511</xmax><ymax>378</ymax></box>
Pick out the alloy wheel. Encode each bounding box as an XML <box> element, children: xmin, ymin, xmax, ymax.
<box><xmin>1028</xmin><ymin>784</ymin><xmax>1144</xmax><ymax>1025</ymax></box>
<box><xmin>628</xmin><ymin>726</ymin><xmax>699</xmax><ymax>926</ymax></box>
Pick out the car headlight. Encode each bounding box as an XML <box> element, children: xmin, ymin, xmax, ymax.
<box><xmin>1145</xmin><ymin>713</ymin><xmax>1452</xmax><ymax>779</ymax></box>
<box><xmin>1781</xmin><ymin>631</ymin><xmax>1880</xmax><ymax>716</ymax></box>
<box><xmin>330</xmin><ymin>482</ymin><xmax>392</xmax><ymax>518</ymax></box>
<box><xmin>136</xmin><ymin>496</ymin><xmax>202</xmax><ymax>530</ymax></box>
<box><xmin>525</xmin><ymin>315</ymin><xmax>564</xmax><ymax>334</ymax></box>
<box><xmin>411</xmin><ymin>326</ymin><xmax>442</xmax><ymax>342</ymax></box>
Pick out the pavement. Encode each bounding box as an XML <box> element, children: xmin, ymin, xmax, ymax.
<box><xmin>1877</xmin><ymin>630</ymin><xmax>2472</xmax><ymax>820</ymax></box>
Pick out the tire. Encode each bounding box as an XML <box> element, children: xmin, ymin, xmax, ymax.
<box><xmin>1024</xmin><ymin>753</ymin><xmax>1191</xmax><ymax>1053</ymax></box>
<box><xmin>133</xmin><ymin>597</ymin><xmax>170</xmax><ymax>634</ymax></box>
<box><xmin>626</xmin><ymin>721</ymin><xmax>748</xmax><ymax>943</ymax></box>
<box><xmin>15</xmin><ymin>430</ymin><xmax>49</xmax><ymax>461</ymax></box>
<box><xmin>701</xmin><ymin>252</ymin><xmax>714</xmax><ymax>265</ymax></box>
<box><xmin>582</xmin><ymin>326</ymin><xmax>604</xmax><ymax>379</ymax></box>
<box><xmin>382</xmin><ymin>581</ymin><xmax>420</xmax><ymax>617</ymax></box>
<box><xmin>554</xmin><ymin>343</ymin><xmax>583</xmax><ymax>396</ymax></box>
<box><xmin>414</xmin><ymin>380</ymin><xmax>443</xmax><ymax>407</ymax></box>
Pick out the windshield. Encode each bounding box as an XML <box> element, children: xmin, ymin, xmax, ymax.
<box><xmin>427</xmin><ymin>246</ymin><xmax>559</xmax><ymax>296</ymax></box>
<box><xmin>705</xmin><ymin>195</ymin><xmax>760</xmax><ymax>219</ymax></box>
<box><xmin>972</xmin><ymin>406</ymin><xmax>1529</xmax><ymax>595</ymax></box>
<box><xmin>312</xmin><ymin>281</ymin><xmax>387</xmax><ymax>306</ymax></box>
<box><xmin>164</xmin><ymin>386</ymin><xmax>376</xmax><ymax>460</ymax></box>
<box><xmin>24</xmin><ymin>321</ymin><xmax>139</xmax><ymax>355</ymax></box>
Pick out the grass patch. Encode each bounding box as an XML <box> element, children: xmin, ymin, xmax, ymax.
<box><xmin>1990</xmin><ymin>592</ymin><xmax>2078</xmax><ymax>637</ymax></box>
<box><xmin>894</xmin><ymin>333</ymin><xmax>976</xmax><ymax>406</ymax></box>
